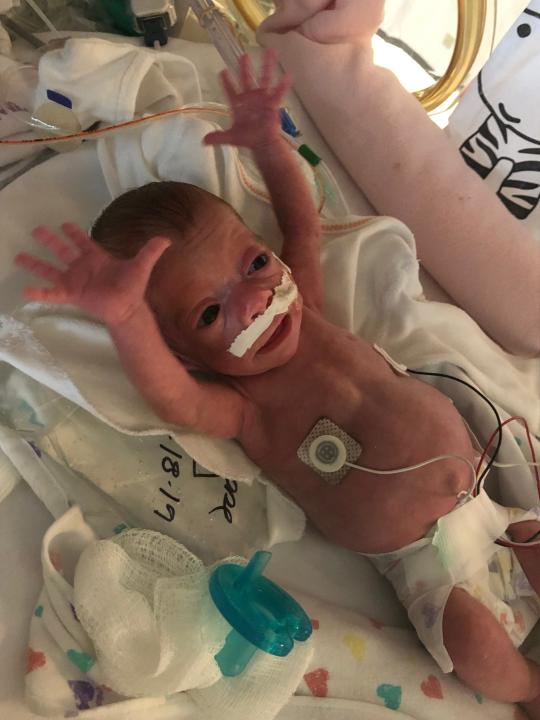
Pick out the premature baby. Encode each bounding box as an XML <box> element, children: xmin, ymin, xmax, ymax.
<box><xmin>16</xmin><ymin>52</ymin><xmax>540</xmax><ymax>716</ymax></box>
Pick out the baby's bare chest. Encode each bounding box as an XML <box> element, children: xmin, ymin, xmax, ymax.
<box><xmin>236</xmin><ymin>323</ymin><xmax>474</xmax><ymax>552</ymax></box>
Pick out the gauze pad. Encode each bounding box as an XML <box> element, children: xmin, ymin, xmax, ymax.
<box><xmin>228</xmin><ymin>271</ymin><xmax>298</xmax><ymax>357</ymax></box>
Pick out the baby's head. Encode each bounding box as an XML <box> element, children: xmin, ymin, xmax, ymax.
<box><xmin>92</xmin><ymin>181</ymin><xmax>303</xmax><ymax>376</ymax></box>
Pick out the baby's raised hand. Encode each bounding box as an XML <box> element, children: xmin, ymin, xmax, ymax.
<box><xmin>15</xmin><ymin>224</ymin><xmax>170</xmax><ymax>327</ymax></box>
<box><xmin>204</xmin><ymin>49</ymin><xmax>292</xmax><ymax>150</ymax></box>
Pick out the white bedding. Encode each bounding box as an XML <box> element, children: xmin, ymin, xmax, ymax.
<box><xmin>0</xmin><ymin>34</ymin><xmax>536</xmax><ymax>720</ymax></box>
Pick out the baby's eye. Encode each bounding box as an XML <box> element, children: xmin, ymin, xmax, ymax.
<box><xmin>248</xmin><ymin>253</ymin><xmax>268</xmax><ymax>274</ymax></box>
<box><xmin>198</xmin><ymin>304</ymin><xmax>220</xmax><ymax>327</ymax></box>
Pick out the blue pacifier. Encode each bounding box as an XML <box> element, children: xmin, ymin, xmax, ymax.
<box><xmin>210</xmin><ymin>550</ymin><xmax>312</xmax><ymax>677</ymax></box>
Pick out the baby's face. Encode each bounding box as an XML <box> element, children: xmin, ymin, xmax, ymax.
<box><xmin>147</xmin><ymin>202</ymin><xmax>303</xmax><ymax>376</ymax></box>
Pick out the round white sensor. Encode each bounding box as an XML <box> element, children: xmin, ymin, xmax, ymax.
<box><xmin>308</xmin><ymin>435</ymin><xmax>347</xmax><ymax>473</ymax></box>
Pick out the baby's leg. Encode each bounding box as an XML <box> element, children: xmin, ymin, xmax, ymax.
<box><xmin>509</xmin><ymin>520</ymin><xmax>540</xmax><ymax>597</ymax></box>
<box><xmin>443</xmin><ymin>587</ymin><xmax>540</xmax><ymax>711</ymax></box>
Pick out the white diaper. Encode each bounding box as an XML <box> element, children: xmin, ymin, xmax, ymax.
<box><xmin>363</xmin><ymin>489</ymin><xmax>540</xmax><ymax>672</ymax></box>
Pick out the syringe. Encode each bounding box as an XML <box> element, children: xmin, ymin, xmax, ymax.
<box><xmin>189</xmin><ymin>0</ymin><xmax>299</xmax><ymax>137</ymax></box>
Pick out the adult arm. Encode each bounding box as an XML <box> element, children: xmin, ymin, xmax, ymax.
<box><xmin>259</xmin><ymin>1</ymin><xmax>540</xmax><ymax>355</ymax></box>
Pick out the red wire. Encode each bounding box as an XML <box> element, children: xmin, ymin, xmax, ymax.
<box><xmin>475</xmin><ymin>415</ymin><xmax>539</xmax><ymax>495</ymax></box>
<box><xmin>476</xmin><ymin>415</ymin><xmax>540</xmax><ymax>550</ymax></box>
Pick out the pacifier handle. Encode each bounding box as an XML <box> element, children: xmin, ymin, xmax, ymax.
<box><xmin>210</xmin><ymin>550</ymin><xmax>312</xmax><ymax>677</ymax></box>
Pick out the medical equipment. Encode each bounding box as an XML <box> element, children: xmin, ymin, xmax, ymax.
<box><xmin>296</xmin><ymin>369</ymin><xmax>495</xmax><ymax>494</ymax></box>
<box><xmin>298</xmin><ymin>418</ymin><xmax>477</xmax><ymax>496</ymax></box>
<box><xmin>191</xmin><ymin>0</ymin><xmax>246</xmax><ymax>75</ymax></box>
<box><xmin>408</xmin><ymin>367</ymin><xmax>504</xmax><ymax>485</ymax></box>
<box><xmin>0</xmin><ymin>0</ymin><xmax>301</xmax><ymax>146</ymax></box>
<box><xmin>129</xmin><ymin>0</ymin><xmax>179</xmax><ymax>46</ymax></box>
<box><xmin>297</xmin><ymin>417</ymin><xmax>362</xmax><ymax>484</ymax></box>
<box><xmin>296</xmin><ymin>375</ymin><xmax>540</xmax><ymax>552</ymax></box>
<box><xmin>211</xmin><ymin>549</ymin><xmax>312</xmax><ymax>676</ymax></box>
<box><xmin>100</xmin><ymin>0</ymin><xmax>185</xmax><ymax>46</ymax></box>
<box><xmin>21</xmin><ymin>0</ymin><xmax>56</xmax><ymax>31</ymax></box>
<box><xmin>30</xmin><ymin>88</ymin><xmax>82</xmax><ymax>151</ymax></box>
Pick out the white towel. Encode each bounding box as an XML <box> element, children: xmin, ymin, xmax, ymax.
<box><xmin>35</xmin><ymin>37</ymin><xmax>202</xmax><ymax>128</ymax></box>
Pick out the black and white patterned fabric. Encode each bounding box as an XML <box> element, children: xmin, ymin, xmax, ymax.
<box><xmin>447</xmin><ymin>1</ymin><xmax>540</xmax><ymax>231</ymax></box>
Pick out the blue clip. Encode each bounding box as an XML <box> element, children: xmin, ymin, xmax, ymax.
<box><xmin>280</xmin><ymin>108</ymin><xmax>300</xmax><ymax>138</ymax></box>
<box><xmin>46</xmin><ymin>89</ymin><xmax>72</xmax><ymax>109</ymax></box>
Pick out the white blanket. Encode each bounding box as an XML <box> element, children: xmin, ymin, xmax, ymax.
<box><xmin>22</xmin><ymin>504</ymin><xmax>517</xmax><ymax>720</ymax></box>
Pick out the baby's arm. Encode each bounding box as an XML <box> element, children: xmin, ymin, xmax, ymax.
<box><xmin>15</xmin><ymin>225</ymin><xmax>247</xmax><ymax>439</ymax></box>
<box><xmin>204</xmin><ymin>51</ymin><xmax>323</xmax><ymax>311</ymax></box>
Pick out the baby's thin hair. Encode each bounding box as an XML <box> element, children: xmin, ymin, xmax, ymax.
<box><xmin>91</xmin><ymin>181</ymin><xmax>225</xmax><ymax>258</ymax></box>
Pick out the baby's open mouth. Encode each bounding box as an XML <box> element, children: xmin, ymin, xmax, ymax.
<box><xmin>257</xmin><ymin>313</ymin><xmax>291</xmax><ymax>354</ymax></box>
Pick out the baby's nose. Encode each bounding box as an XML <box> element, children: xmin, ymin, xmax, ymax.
<box><xmin>238</xmin><ymin>287</ymin><xmax>273</xmax><ymax>326</ymax></box>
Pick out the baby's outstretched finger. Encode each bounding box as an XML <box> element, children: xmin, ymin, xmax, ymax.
<box><xmin>259</xmin><ymin>48</ymin><xmax>277</xmax><ymax>89</ymax></box>
<box><xmin>239</xmin><ymin>53</ymin><xmax>256</xmax><ymax>91</ymax></box>
<box><xmin>15</xmin><ymin>252</ymin><xmax>63</xmax><ymax>284</ymax></box>
<box><xmin>134</xmin><ymin>236</ymin><xmax>171</xmax><ymax>281</ymax></box>
<box><xmin>23</xmin><ymin>285</ymin><xmax>69</xmax><ymax>304</ymax></box>
<box><xmin>203</xmin><ymin>129</ymin><xmax>235</xmax><ymax>146</ymax></box>
<box><xmin>269</xmin><ymin>73</ymin><xmax>293</xmax><ymax>103</ymax></box>
<box><xmin>137</xmin><ymin>236</ymin><xmax>172</xmax><ymax>268</ymax></box>
<box><xmin>31</xmin><ymin>225</ymin><xmax>78</xmax><ymax>264</ymax></box>
<box><xmin>61</xmin><ymin>222</ymin><xmax>94</xmax><ymax>251</ymax></box>
<box><xmin>220</xmin><ymin>69</ymin><xmax>239</xmax><ymax>105</ymax></box>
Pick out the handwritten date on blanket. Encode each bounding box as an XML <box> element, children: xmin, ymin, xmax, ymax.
<box><xmin>152</xmin><ymin>437</ymin><xmax>239</xmax><ymax>525</ymax></box>
<box><xmin>153</xmin><ymin>441</ymin><xmax>183</xmax><ymax>522</ymax></box>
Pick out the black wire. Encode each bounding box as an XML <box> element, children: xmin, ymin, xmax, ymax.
<box><xmin>407</xmin><ymin>368</ymin><xmax>503</xmax><ymax>488</ymax></box>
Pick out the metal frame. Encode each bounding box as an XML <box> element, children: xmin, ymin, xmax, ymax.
<box><xmin>230</xmin><ymin>0</ymin><xmax>487</xmax><ymax>112</ymax></box>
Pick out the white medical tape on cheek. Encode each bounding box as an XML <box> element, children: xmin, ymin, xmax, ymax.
<box><xmin>228</xmin><ymin>271</ymin><xmax>298</xmax><ymax>357</ymax></box>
